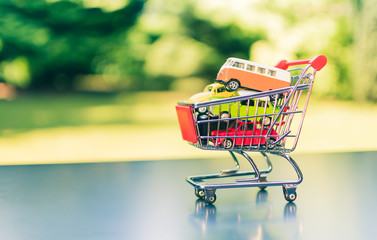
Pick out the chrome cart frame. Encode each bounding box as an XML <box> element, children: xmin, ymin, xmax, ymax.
<box><xmin>176</xmin><ymin>55</ymin><xmax>327</xmax><ymax>204</ymax></box>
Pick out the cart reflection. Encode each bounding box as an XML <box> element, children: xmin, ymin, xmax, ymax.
<box><xmin>191</xmin><ymin>190</ymin><xmax>301</xmax><ymax>238</ymax></box>
<box><xmin>194</xmin><ymin>199</ymin><xmax>217</xmax><ymax>226</ymax></box>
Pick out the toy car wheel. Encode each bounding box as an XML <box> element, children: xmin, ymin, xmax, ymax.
<box><xmin>197</xmin><ymin>107</ymin><xmax>207</xmax><ymax>114</ymax></box>
<box><xmin>198</xmin><ymin>114</ymin><xmax>208</xmax><ymax>120</ymax></box>
<box><xmin>262</xmin><ymin>117</ymin><xmax>272</xmax><ymax>126</ymax></box>
<box><xmin>266</xmin><ymin>138</ymin><xmax>275</xmax><ymax>149</ymax></box>
<box><xmin>223</xmin><ymin>139</ymin><xmax>233</xmax><ymax>149</ymax></box>
<box><xmin>195</xmin><ymin>188</ymin><xmax>205</xmax><ymax>199</ymax></box>
<box><xmin>220</xmin><ymin>112</ymin><xmax>230</xmax><ymax>119</ymax></box>
<box><xmin>270</xmin><ymin>93</ymin><xmax>284</xmax><ymax>104</ymax></box>
<box><xmin>226</xmin><ymin>80</ymin><xmax>239</xmax><ymax>91</ymax></box>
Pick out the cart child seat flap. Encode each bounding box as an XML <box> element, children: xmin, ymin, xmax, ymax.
<box><xmin>176</xmin><ymin>105</ymin><xmax>198</xmax><ymax>143</ymax></box>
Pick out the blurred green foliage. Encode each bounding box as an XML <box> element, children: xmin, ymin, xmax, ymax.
<box><xmin>0</xmin><ymin>0</ymin><xmax>143</xmax><ymax>90</ymax></box>
<box><xmin>0</xmin><ymin>0</ymin><xmax>377</xmax><ymax>102</ymax></box>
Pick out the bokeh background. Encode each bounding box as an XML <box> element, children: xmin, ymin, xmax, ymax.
<box><xmin>0</xmin><ymin>0</ymin><xmax>376</xmax><ymax>164</ymax></box>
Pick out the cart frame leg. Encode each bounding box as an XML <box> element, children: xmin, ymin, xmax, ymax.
<box><xmin>220</xmin><ymin>151</ymin><xmax>240</xmax><ymax>175</ymax></box>
<box><xmin>187</xmin><ymin>151</ymin><xmax>303</xmax><ymax>203</ymax></box>
<box><xmin>235</xmin><ymin>151</ymin><xmax>260</xmax><ymax>182</ymax></box>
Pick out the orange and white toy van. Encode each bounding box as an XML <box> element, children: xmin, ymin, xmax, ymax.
<box><xmin>216</xmin><ymin>58</ymin><xmax>291</xmax><ymax>92</ymax></box>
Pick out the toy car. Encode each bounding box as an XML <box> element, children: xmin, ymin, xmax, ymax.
<box><xmin>185</xmin><ymin>83</ymin><xmax>239</xmax><ymax>104</ymax></box>
<box><xmin>197</xmin><ymin>116</ymin><xmax>228</xmax><ymax>145</ymax></box>
<box><xmin>210</xmin><ymin>121</ymin><xmax>278</xmax><ymax>149</ymax></box>
<box><xmin>216</xmin><ymin>58</ymin><xmax>291</xmax><ymax>92</ymax></box>
<box><xmin>209</xmin><ymin>96</ymin><xmax>288</xmax><ymax>126</ymax></box>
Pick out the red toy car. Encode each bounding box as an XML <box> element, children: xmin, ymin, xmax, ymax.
<box><xmin>210</xmin><ymin>121</ymin><xmax>278</xmax><ymax>149</ymax></box>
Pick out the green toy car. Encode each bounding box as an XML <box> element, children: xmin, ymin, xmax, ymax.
<box><xmin>209</xmin><ymin>96</ymin><xmax>288</xmax><ymax>126</ymax></box>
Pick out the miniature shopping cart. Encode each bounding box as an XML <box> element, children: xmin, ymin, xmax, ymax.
<box><xmin>176</xmin><ymin>55</ymin><xmax>327</xmax><ymax>204</ymax></box>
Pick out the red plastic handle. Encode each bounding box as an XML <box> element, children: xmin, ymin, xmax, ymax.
<box><xmin>275</xmin><ymin>55</ymin><xmax>327</xmax><ymax>71</ymax></box>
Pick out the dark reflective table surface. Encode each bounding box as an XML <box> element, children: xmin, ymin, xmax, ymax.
<box><xmin>0</xmin><ymin>151</ymin><xmax>376</xmax><ymax>240</ymax></box>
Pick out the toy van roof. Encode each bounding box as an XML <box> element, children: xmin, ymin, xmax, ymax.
<box><xmin>221</xmin><ymin>57</ymin><xmax>291</xmax><ymax>83</ymax></box>
<box><xmin>226</xmin><ymin>57</ymin><xmax>289</xmax><ymax>74</ymax></box>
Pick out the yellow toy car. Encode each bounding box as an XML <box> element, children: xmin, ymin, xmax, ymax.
<box><xmin>185</xmin><ymin>83</ymin><xmax>239</xmax><ymax>104</ymax></box>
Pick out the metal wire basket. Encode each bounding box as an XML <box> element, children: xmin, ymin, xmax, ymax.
<box><xmin>176</xmin><ymin>55</ymin><xmax>327</xmax><ymax>204</ymax></box>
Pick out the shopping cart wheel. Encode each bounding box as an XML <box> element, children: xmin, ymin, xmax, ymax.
<box><xmin>223</xmin><ymin>139</ymin><xmax>233</xmax><ymax>149</ymax></box>
<box><xmin>284</xmin><ymin>192</ymin><xmax>297</xmax><ymax>202</ymax></box>
<box><xmin>205</xmin><ymin>193</ymin><xmax>217</xmax><ymax>205</ymax></box>
<box><xmin>258</xmin><ymin>175</ymin><xmax>268</xmax><ymax>190</ymax></box>
<box><xmin>195</xmin><ymin>188</ymin><xmax>205</xmax><ymax>199</ymax></box>
<box><xmin>283</xmin><ymin>185</ymin><xmax>297</xmax><ymax>202</ymax></box>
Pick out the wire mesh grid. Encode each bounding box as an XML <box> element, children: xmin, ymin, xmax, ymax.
<box><xmin>178</xmin><ymin>66</ymin><xmax>317</xmax><ymax>154</ymax></box>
